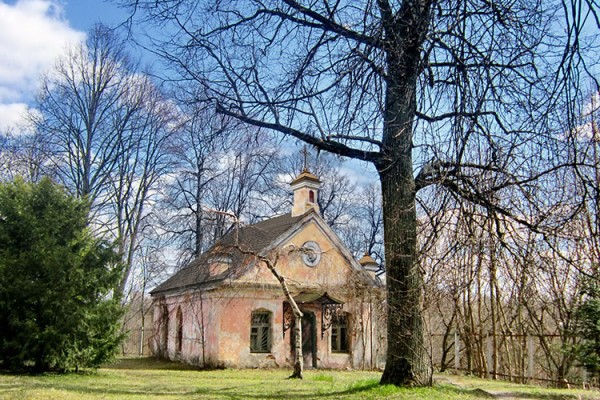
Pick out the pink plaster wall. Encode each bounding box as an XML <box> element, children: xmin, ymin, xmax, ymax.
<box><xmin>152</xmin><ymin>288</ymin><xmax>383</xmax><ymax>370</ymax></box>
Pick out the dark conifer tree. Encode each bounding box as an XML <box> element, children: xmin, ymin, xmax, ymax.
<box><xmin>0</xmin><ymin>177</ymin><xmax>123</xmax><ymax>372</ymax></box>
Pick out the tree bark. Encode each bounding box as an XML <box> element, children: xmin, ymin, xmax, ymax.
<box><xmin>291</xmin><ymin>312</ymin><xmax>304</xmax><ymax>379</ymax></box>
<box><xmin>378</xmin><ymin>0</ymin><xmax>433</xmax><ymax>386</ymax></box>
<box><xmin>377</xmin><ymin>77</ymin><xmax>426</xmax><ymax>385</ymax></box>
<box><xmin>378</xmin><ymin>160</ymin><xmax>431</xmax><ymax>385</ymax></box>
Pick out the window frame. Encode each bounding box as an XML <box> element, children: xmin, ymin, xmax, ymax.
<box><xmin>250</xmin><ymin>310</ymin><xmax>272</xmax><ymax>353</ymax></box>
<box><xmin>331</xmin><ymin>313</ymin><xmax>349</xmax><ymax>353</ymax></box>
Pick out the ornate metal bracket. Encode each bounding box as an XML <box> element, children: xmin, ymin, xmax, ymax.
<box><xmin>321</xmin><ymin>303</ymin><xmax>343</xmax><ymax>338</ymax></box>
<box><xmin>283</xmin><ymin>302</ymin><xmax>293</xmax><ymax>337</ymax></box>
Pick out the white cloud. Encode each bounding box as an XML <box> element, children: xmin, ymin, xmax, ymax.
<box><xmin>583</xmin><ymin>91</ymin><xmax>600</xmax><ymax>118</ymax></box>
<box><xmin>0</xmin><ymin>102</ymin><xmax>29</xmax><ymax>132</ymax></box>
<box><xmin>0</xmin><ymin>0</ymin><xmax>84</xmax><ymax>131</ymax></box>
<box><xmin>567</xmin><ymin>91</ymin><xmax>600</xmax><ymax>141</ymax></box>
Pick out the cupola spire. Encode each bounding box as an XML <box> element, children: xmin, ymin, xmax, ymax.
<box><xmin>290</xmin><ymin>147</ymin><xmax>321</xmax><ymax>216</ymax></box>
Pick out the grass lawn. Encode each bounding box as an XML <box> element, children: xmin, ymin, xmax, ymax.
<box><xmin>0</xmin><ymin>358</ymin><xmax>598</xmax><ymax>399</ymax></box>
<box><xmin>438</xmin><ymin>373</ymin><xmax>600</xmax><ymax>399</ymax></box>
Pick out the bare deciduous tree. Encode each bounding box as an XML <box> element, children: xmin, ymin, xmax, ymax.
<box><xmin>32</xmin><ymin>25</ymin><xmax>141</xmax><ymax>206</ymax></box>
<box><xmin>30</xmin><ymin>24</ymin><xmax>178</xmax><ymax>297</ymax></box>
<box><xmin>109</xmin><ymin>78</ymin><xmax>178</xmax><ymax>297</ymax></box>
<box><xmin>125</xmin><ymin>0</ymin><xmax>599</xmax><ymax>386</ymax></box>
<box><xmin>158</xmin><ymin>102</ymin><xmax>284</xmax><ymax>265</ymax></box>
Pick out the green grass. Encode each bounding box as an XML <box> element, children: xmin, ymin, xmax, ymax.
<box><xmin>0</xmin><ymin>358</ymin><xmax>597</xmax><ymax>399</ymax></box>
<box><xmin>438</xmin><ymin>373</ymin><xmax>600</xmax><ymax>399</ymax></box>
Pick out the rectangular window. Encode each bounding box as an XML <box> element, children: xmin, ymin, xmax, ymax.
<box><xmin>250</xmin><ymin>311</ymin><xmax>271</xmax><ymax>353</ymax></box>
<box><xmin>331</xmin><ymin>314</ymin><xmax>349</xmax><ymax>353</ymax></box>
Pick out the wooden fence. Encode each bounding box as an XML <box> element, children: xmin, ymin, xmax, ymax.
<box><xmin>430</xmin><ymin>332</ymin><xmax>589</xmax><ymax>388</ymax></box>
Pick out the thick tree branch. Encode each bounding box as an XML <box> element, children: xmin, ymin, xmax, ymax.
<box><xmin>216</xmin><ymin>103</ymin><xmax>383</xmax><ymax>166</ymax></box>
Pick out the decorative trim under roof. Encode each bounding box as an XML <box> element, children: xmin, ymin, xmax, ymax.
<box><xmin>290</xmin><ymin>169</ymin><xmax>321</xmax><ymax>186</ymax></box>
<box><xmin>292</xmin><ymin>291</ymin><xmax>344</xmax><ymax>305</ymax></box>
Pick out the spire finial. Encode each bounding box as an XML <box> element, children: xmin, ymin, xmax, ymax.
<box><xmin>300</xmin><ymin>145</ymin><xmax>309</xmax><ymax>172</ymax></box>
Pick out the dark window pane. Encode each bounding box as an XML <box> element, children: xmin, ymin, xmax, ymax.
<box><xmin>340</xmin><ymin>327</ymin><xmax>348</xmax><ymax>351</ymax></box>
<box><xmin>331</xmin><ymin>314</ymin><xmax>349</xmax><ymax>353</ymax></box>
<box><xmin>250</xmin><ymin>311</ymin><xmax>271</xmax><ymax>353</ymax></box>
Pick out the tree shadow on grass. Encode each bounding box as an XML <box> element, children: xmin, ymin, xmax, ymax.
<box><xmin>488</xmin><ymin>391</ymin><xmax>587</xmax><ymax>399</ymax></box>
<box><xmin>97</xmin><ymin>360</ymin><xmax>500</xmax><ymax>399</ymax></box>
<box><xmin>0</xmin><ymin>378</ymin><xmax>493</xmax><ymax>400</ymax></box>
<box><xmin>188</xmin><ymin>380</ymin><xmax>492</xmax><ymax>399</ymax></box>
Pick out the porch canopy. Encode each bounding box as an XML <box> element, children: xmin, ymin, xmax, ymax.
<box><xmin>293</xmin><ymin>291</ymin><xmax>343</xmax><ymax>305</ymax></box>
<box><xmin>283</xmin><ymin>292</ymin><xmax>344</xmax><ymax>337</ymax></box>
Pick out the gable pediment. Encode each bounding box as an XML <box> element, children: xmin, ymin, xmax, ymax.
<box><xmin>234</xmin><ymin>212</ymin><xmax>374</xmax><ymax>289</ymax></box>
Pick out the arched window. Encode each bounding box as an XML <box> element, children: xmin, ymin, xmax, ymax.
<box><xmin>175</xmin><ymin>306</ymin><xmax>183</xmax><ymax>353</ymax></box>
<box><xmin>331</xmin><ymin>313</ymin><xmax>349</xmax><ymax>353</ymax></box>
<box><xmin>309</xmin><ymin>190</ymin><xmax>315</xmax><ymax>203</ymax></box>
<box><xmin>250</xmin><ymin>310</ymin><xmax>272</xmax><ymax>353</ymax></box>
<box><xmin>161</xmin><ymin>303</ymin><xmax>169</xmax><ymax>356</ymax></box>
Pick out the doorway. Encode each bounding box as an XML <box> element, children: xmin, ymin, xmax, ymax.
<box><xmin>292</xmin><ymin>310</ymin><xmax>317</xmax><ymax>368</ymax></box>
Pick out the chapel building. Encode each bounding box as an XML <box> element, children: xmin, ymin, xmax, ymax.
<box><xmin>150</xmin><ymin>169</ymin><xmax>385</xmax><ymax>369</ymax></box>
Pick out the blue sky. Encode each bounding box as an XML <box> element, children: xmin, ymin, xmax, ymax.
<box><xmin>64</xmin><ymin>0</ymin><xmax>130</xmax><ymax>31</ymax></box>
<box><xmin>0</xmin><ymin>0</ymin><xmax>130</xmax><ymax>132</ymax></box>
<box><xmin>0</xmin><ymin>0</ymin><xmax>378</xmax><ymax>184</ymax></box>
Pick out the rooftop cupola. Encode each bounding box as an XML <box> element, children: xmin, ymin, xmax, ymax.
<box><xmin>290</xmin><ymin>168</ymin><xmax>321</xmax><ymax>216</ymax></box>
<box><xmin>358</xmin><ymin>252</ymin><xmax>379</xmax><ymax>279</ymax></box>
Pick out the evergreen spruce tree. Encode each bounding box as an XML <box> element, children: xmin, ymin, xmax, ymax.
<box><xmin>0</xmin><ymin>177</ymin><xmax>123</xmax><ymax>372</ymax></box>
<box><xmin>576</xmin><ymin>279</ymin><xmax>600</xmax><ymax>382</ymax></box>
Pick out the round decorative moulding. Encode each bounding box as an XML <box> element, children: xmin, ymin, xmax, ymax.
<box><xmin>301</xmin><ymin>241</ymin><xmax>321</xmax><ymax>267</ymax></box>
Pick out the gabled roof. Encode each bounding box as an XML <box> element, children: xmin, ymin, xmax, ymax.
<box><xmin>218</xmin><ymin>213</ymin><xmax>305</xmax><ymax>252</ymax></box>
<box><xmin>151</xmin><ymin>213</ymin><xmax>304</xmax><ymax>295</ymax></box>
<box><xmin>151</xmin><ymin>210</ymin><xmax>379</xmax><ymax>296</ymax></box>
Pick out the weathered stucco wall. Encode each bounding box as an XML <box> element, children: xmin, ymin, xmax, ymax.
<box><xmin>216</xmin><ymin>292</ymin><xmax>284</xmax><ymax>368</ymax></box>
<box><xmin>151</xmin><ymin>292</ymin><xmax>223</xmax><ymax>367</ymax></box>
<box><xmin>152</xmin><ymin>285</ymin><xmax>385</xmax><ymax>370</ymax></box>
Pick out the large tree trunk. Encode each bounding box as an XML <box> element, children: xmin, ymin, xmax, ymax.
<box><xmin>379</xmin><ymin>1</ymin><xmax>433</xmax><ymax>385</ymax></box>
<box><xmin>378</xmin><ymin>96</ymin><xmax>432</xmax><ymax>384</ymax></box>
<box><xmin>378</xmin><ymin>155</ymin><xmax>431</xmax><ymax>386</ymax></box>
